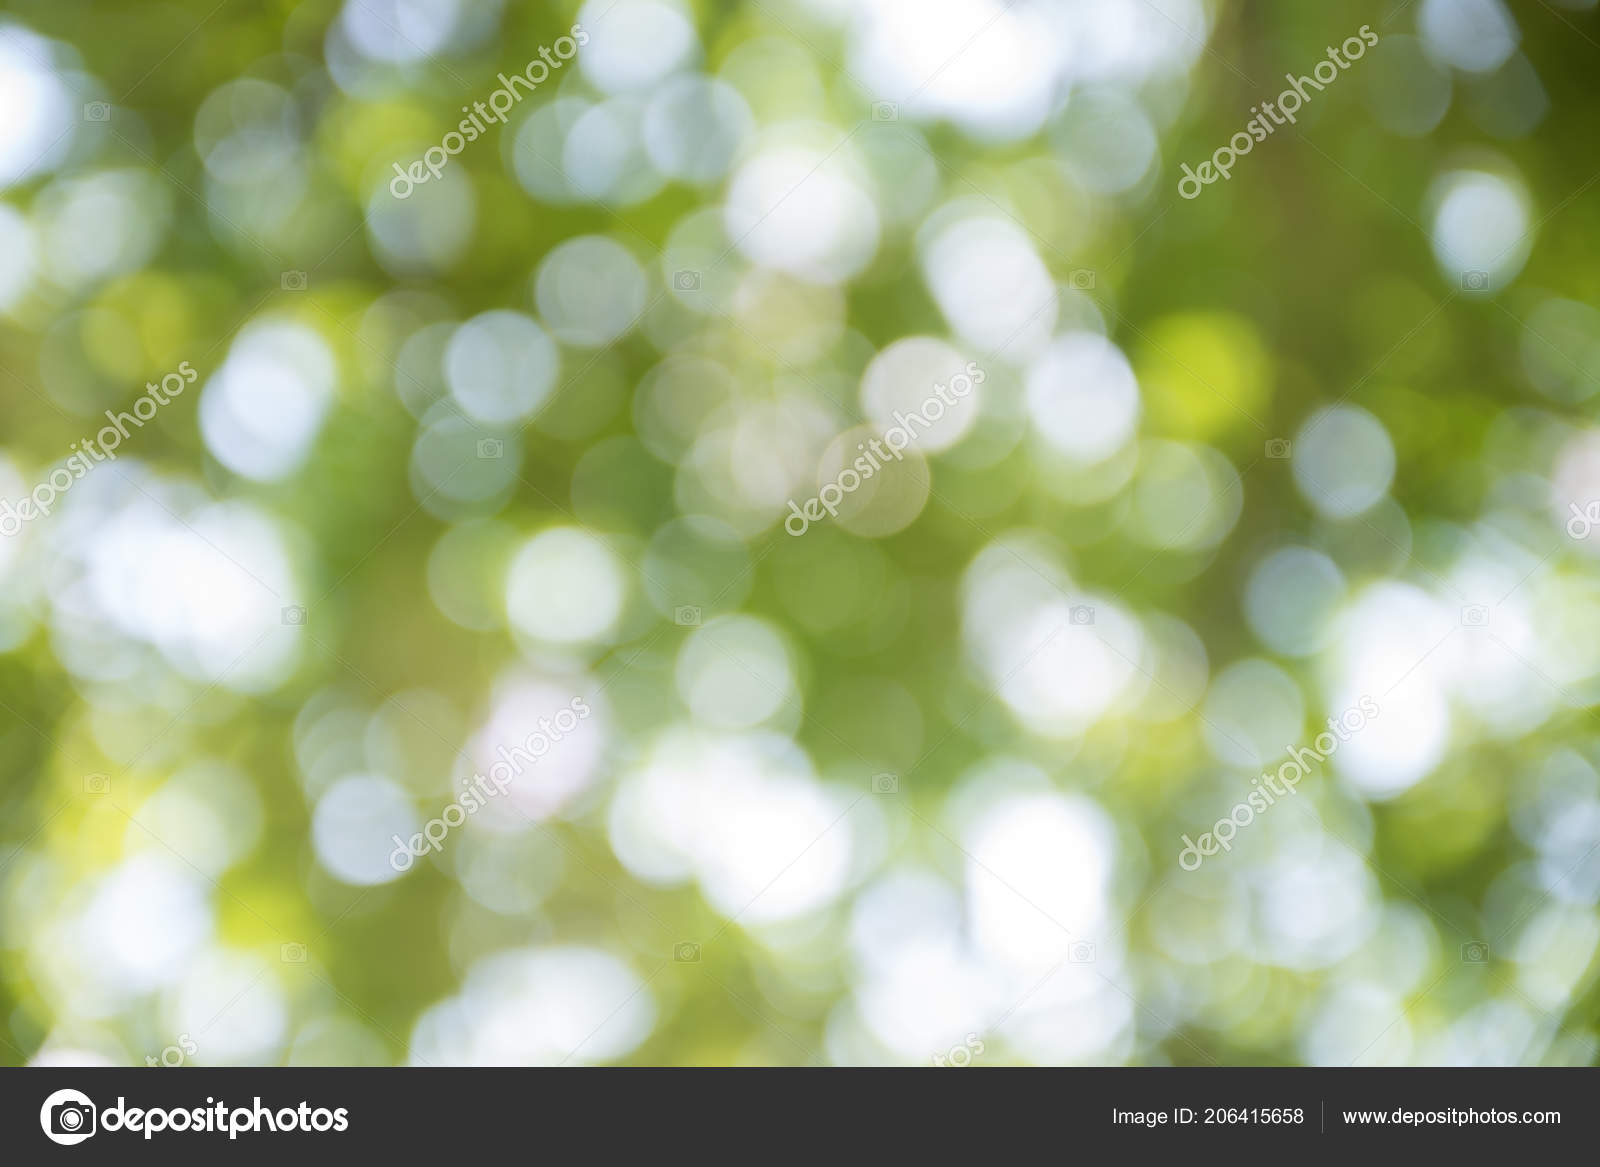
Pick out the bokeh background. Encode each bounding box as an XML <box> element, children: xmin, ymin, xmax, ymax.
<box><xmin>2</xmin><ymin>0</ymin><xmax>1599</xmax><ymax>1067</ymax></box>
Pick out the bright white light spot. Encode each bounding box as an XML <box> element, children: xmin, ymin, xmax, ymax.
<box><xmin>466</xmin><ymin>675</ymin><xmax>603</xmax><ymax>822</ymax></box>
<box><xmin>725</xmin><ymin>143</ymin><xmax>879</xmax><ymax>284</ymax></box>
<box><xmin>79</xmin><ymin>856</ymin><xmax>211</xmax><ymax>994</ymax></box>
<box><xmin>921</xmin><ymin>216</ymin><xmax>1056</xmax><ymax>359</ymax></box>
<box><xmin>564</xmin><ymin>98</ymin><xmax>664</xmax><ymax>206</ymax></box>
<box><xmin>1025</xmin><ymin>333</ymin><xmax>1140</xmax><ymax>465</ymax></box>
<box><xmin>171</xmin><ymin>949</ymin><xmax>287</xmax><ymax>1064</ymax></box>
<box><xmin>201</xmin><ymin>319</ymin><xmax>336</xmax><ymax>482</ymax></box>
<box><xmin>642</xmin><ymin>75</ymin><xmax>753</xmax><ymax>183</ymax></box>
<box><xmin>1245</xmin><ymin>546</ymin><xmax>1345</xmax><ymax>658</ymax></box>
<box><xmin>70</xmin><ymin>493</ymin><xmax>303</xmax><ymax>692</ymax></box>
<box><xmin>859</xmin><ymin>337</ymin><xmax>982</xmax><ymax>453</ymax></box>
<box><xmin>962</xmin><ymin>537</ymin><xmax>1145</xmax><ymax>736</ymax></box>
<box><xmin>1054</xmin><ymin>89</ymin><xmax>1158</xmax><ymax>193</ymax></box>
<box><xmin>1057</xmin><ymin>0</ymin><xmax>1208</xmax><ymax>85</ymax></box>
<box><xmin>0</xmin><ymin>28</ymin><xmax>74</xmax><ymax>188</ymax></box>
<box><xmin>1326</xmin><ymin>582</ymin><xmax>1452</xmax><ymax>798</ymax></box>
<box><xmin>340</xmin><ymin>0</ymin><xmax>462</xmax><ymax>65</ymax></box>
<box><xmin>1292</xmin><ymin>406</ymin><xmax>1395</xmax><ymax>519</ymax></box>
<box><xmin>1429</xmin><ymin>168</ymin><xmax>1531</xmax><ymax>289</ymax></box>
<box><xmin>675</xmin><ymin>614</ymin><xmax>796</xmax><ymax>729</ymax></box>
<box><xmin>445</xmin><ymin>311</ymin><xmax>559</xmax><ymax>424</ymax></box>
<box><xmin>608</xmin><ymin>729</ymin><xmax>853</xmax><ymax>924</ymax></box>
<box><xmin>411</xmin><ymin>946</ymin><xmax>655</xmax><ymax>1064</ymax></box>
<box><xmin>963</xmin><ymin>791</ymin><xmax>1116</xmax><ymax>972</ymax></box>
<box><xmin>1301</xmin><ymin>982</ymin><xmax>1411</xmax><ymax>1065</ymax></box>
<box><xmin>1253</xmin><ymin>842</ymin><xmax>1378</xmax><ymax>970</ymax></box>
<box><xmin>848</xmin><ymin>0</ymin><xmax>1060</xmax><ymax>142</ymax></box>
<box><xmin>533</xmin><ymin>235</ymin><xmax>646</xmax><ymax>348</ymax></box>
<box><xmin>578</xmin><ymin>0</ymin><xmax>696</xmax><ymax>94</ymax></box>
<box><xmin>505</xmin><ymin>527</ymin><xmax>625</xmax><ymax>646</ymax></box>
<box><xmin>40</xmin><ymin>169</ymin><xmax>170</xmax><ymax>288</ymax></box>
<box><xmin>311</xmin><ymin>774</ymin><xmax>419</xmax><ymax>886</ymax></box>
<box><xmin>1420</xmin><ymin>0</ymin><xmax>1518</xmax><ymax>73</ymax></box>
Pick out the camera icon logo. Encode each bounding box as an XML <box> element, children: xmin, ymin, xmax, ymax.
<box><xmin>83</xmin><ymin>773</ymin><xmax>110</xmax><ymax>795</ymax></box>
<box><xmin>1461</xmin><ymin>270</ymin><xmax>1490</xmax><ymax>292</ymax></box>
<box><xmin>1068</xmin><ymin>940</ymin><xmax>1096</xmax><ymax>963</ymax></box>
<box><xmin>871</xmin><ymin>772</ymin><xmax>898</xmax><ymax>794</ymax></box>
<box><xmin>674</xmin><ymin>605</ymin><xmax>702</xmax><ymax>627</ymax></box>
<box><xmin>1068</xmin><ymin>268</ymin><xmax>1096</xmax><ymax>290</ymax></box>
<box><xmin>40</xmin><ymin>1088</ymin><xmax>96</xmax><ymax>1145</ymax></box>
<box><xmin>1460</xmin><ymin>605</ymin><xmax>1489</xmax><ymax>627</ymax></box>
<box><xmin>1461</xmin><ymin>940</ymin><xmax>1490</xmax><ymax>963</ymax></box>
<box><xmin>281</xmin><ymin>941</ymin><xmax>308</xmax><ymax>963</ymax></box>
<box><xmin>1069</xmin><ymin>604</ymin><xmax>1095</xmax><ymax>626</ymax></box>
<box><xmin>1265</xmin><ymin>438</ymin><xmax>1291</xmax><ymax>459</ymax></box>
<box><xmin>82</xmin><ymin>102</ymin><xmax>111</xmax><ymax>122</ymax></box>
<box><xmin>280</xmin><ymin>270</ymin><xmax>308</xmax><ymax>291</ymax></box>
<box><xmin>674</xmin><ymin>942</ymin><xmax>700</xmax><ymax>963</ymax></box>
<box><xmin>282</xmin><ymin>605</ymin><xmax>307</xmax><ymax>626</ymax></box>
<box><xmin>871</xmin><ymin>101</ymin><xmax>898</xmax><ymax>121</ymax></box>
<box><xmin>673</xmin><ymin>269</ymin><xmax>701</xmax><ymax>291</ymax></box>
<box><xmin>477</xmin><ymin>438</ymin><xmax>504</xmax><ymax>459</ymax></box>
